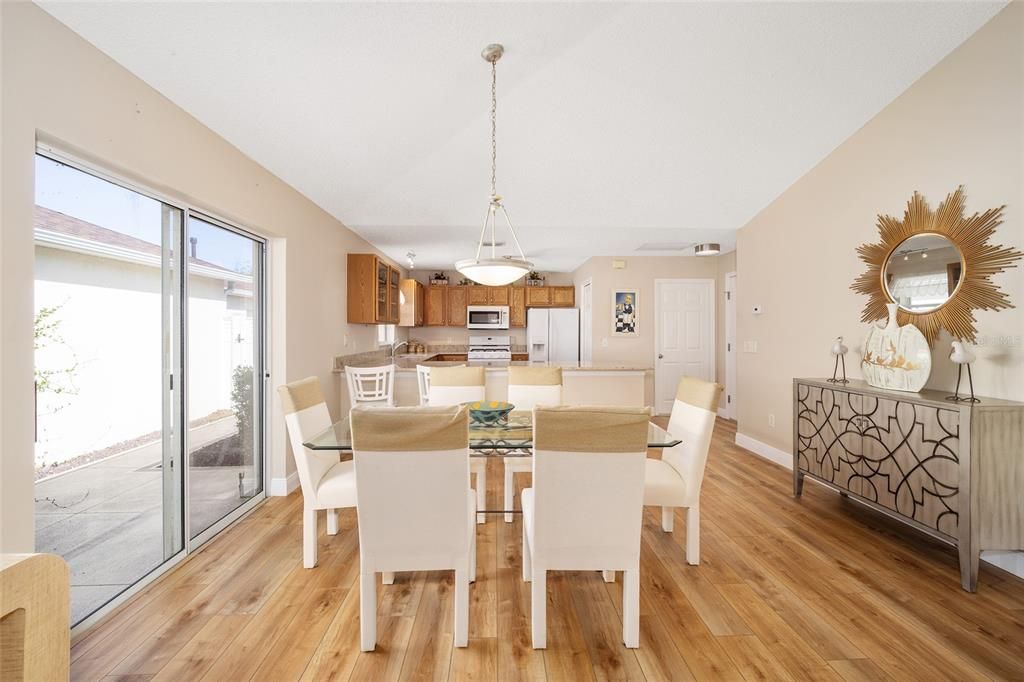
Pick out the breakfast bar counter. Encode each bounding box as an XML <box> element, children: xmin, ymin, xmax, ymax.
<box><xmin>334</xmin><ymin>352</ymin><xmax>652</xmax><ymax>412</ymax></box>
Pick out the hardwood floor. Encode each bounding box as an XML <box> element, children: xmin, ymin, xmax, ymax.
<box><xmin>70</xmin><ymin>418</ymin><xmax>1024</xmax><ymax>681</ymax></box>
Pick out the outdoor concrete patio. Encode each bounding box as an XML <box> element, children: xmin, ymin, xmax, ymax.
<box><xmin>35</xmin><ymin>418</ymin><xmax>260</xmax><ymax>624</ymax></box>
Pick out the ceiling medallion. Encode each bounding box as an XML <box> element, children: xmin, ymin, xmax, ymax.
<box><xmin>455</xmin><ymin>43</ymin><xmax>533</xmax><ymax>287</ymax></box>
<box><xmin>851</xmin><ymin>187</ymin><xmax>1022</xmax><ymax>345</ymax></box>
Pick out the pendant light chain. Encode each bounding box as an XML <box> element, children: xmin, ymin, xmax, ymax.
<box><xmin>455</xmin><ymin>43</ymin><xmax>533</xmax><ymax>286</ymax></box>
<box><xmin>490</xmin><ymin>57</ymin><xmax>498</xmax><ymax>199</ymax></box>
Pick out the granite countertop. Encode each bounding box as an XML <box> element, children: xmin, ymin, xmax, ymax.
<box><xmin>335</xmin><ymin>352</ymin><xmax>650</xmax><ymax>373</ymax></box>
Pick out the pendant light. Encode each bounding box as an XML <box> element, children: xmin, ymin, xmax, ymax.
<box><xmin>455</xmin><ymin>43</ymin><xmax>533</xmax><ymax>286</ymax></box>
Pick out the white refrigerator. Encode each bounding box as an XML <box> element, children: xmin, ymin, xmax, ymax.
<box><xmin>527</xmin><ymin>308</ymin><xmax>580</xmax><ymax>363</ymax></box>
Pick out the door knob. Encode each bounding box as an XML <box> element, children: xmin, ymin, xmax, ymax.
<box><xmin>658</xmin><ymin>354</ymin><xmax>664</xmax><ymax>359</ymax></box>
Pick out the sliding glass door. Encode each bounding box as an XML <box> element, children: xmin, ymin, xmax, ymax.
<box><xmin>186</xmin><ymin>215</ymin><xmax>265</xmax><ymax>541</ymax></box>
<box><xmin>33</xmin><ymin>151</ymin><xmax>266</xmax><ymax>627</ymax></box>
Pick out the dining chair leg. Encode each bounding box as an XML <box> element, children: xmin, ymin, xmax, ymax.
<box><xmin>470</xmin><ymin>521</ymin><xmax>477</xmax><ymax>583</ymax></box>
<box><xmin>475</xmin><ymin>467</ymin><xmax>487</xmax><ymax>524</ymax></box>
<box><xmin>303</xmin><ymin>507</ymin><xmax>318</xmax><ymax>569</ymax></box>
<box><xmin>623</xmin><ymin>566</ymin><xmax>640</xmax><ymax>648</ymax></box>
<box><xmin>602</xmin><ymin>570</ymin><xmax>616</xmax><ymax>583</ymax></box>
<box><xmin>686</xmin><ymin>503</ymin><xmax>700</xmax><ymax>565</ymax></box>
<box><xmin>382</xmin><ymin>572</ymin><xmax>395</xmax><ymax>585</ymax></box>
<box><xmin>522</xmin><ymin>522</ymin><xmax>532</xmax><ymax>582</ymax></box>
<box><xmin>531</xmin><ymin>567</ymin><xmax>547</xmax><ymax>649</ymax></box>
<box><xmin>662</xmin><ymin>506</ymin><xmax>674</xmax><ymax>533</ymax></box>
<box><xmin>360</xmin><ymin>571</ymin><xmax>376</xmax><ymax>652</ymax></box>
<box><xmin>454</xmin><ymin>567</ymin><xmax>469</xmax><ymax>648</ymax></box>
<box><xmin>504</xmin><ymin>464</ymin><xmax>514</xmax><ymax>523</ymax></box>
<box><xmin>326</xmin><ymin>508</ymin><xmax>339</xmax><ymax>536</ymax></box>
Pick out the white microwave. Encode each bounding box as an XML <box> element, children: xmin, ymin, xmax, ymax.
<box><xmin>467</xmin><ymin>305</ymin><xmax>510</xmax><ymax>330</ymax></box>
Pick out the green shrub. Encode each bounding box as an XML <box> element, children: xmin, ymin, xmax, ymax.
<box><xmin>231</xmin><ymin>365</ymin><xmax>254</xmax><ymax>462</ymax></box>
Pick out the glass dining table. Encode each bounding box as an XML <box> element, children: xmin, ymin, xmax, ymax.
<box><xmin>304</xmin><ymin>412</ymin><xmax>682</xmax><ymax>455</ymax></box>
<box><xmin>303</xmin><ymin>412</ymin><xmax>681</xmax><ymax>516</ymax></box>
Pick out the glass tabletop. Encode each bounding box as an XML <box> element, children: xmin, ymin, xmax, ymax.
<box><xmin>304</xmin><ymin>412</ymin><xmax>681</xmax><ymax>455</ymax></box>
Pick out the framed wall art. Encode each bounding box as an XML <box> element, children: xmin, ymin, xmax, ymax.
<box><xmin>612</xmin><ymin>290</ymin><xmax>638</xmax><ymax>336</ymax></box>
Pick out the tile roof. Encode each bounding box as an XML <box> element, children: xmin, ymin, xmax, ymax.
<box><xmin>34</xmin><ymin>205</ymin><xmax>252</xmax><ymax>289</ymax></box>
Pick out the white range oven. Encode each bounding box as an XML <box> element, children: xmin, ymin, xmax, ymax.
<box><xmin>466</xmin><ymin>305</ymin><xmax>510</xmax><ymax>330</ymax></box>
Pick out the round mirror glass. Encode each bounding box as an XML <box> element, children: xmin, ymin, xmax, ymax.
<box><xmin>883</xmin><ymin>234</ymin><xmax>963</xmax><ymax>313</ymax></box>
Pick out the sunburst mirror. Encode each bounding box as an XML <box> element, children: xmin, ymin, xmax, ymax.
<box><xmin>852</xmin><ymin>187</ymin><xmax>1022</xmax><ymax>345</ymax></box>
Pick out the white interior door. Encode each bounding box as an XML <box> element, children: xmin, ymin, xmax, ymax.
<box><xmin>655</xmin><ymin>279</ymin><xmax>714</xmax><ymax>415</ymax></box>
<box><xmin>725</xmin><ymin>272</ymin><xmax>737</xmax><ymax>419</ymax></box>
<box><xmin>580</xmin><ymin>279</ymin><xmax>593</xmax><ymax>363</ymax></box>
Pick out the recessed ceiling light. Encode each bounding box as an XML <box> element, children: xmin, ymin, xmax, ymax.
<box><xmin>695</xmin><ymin>243</ymin><xmax>721</xmax><ymax>256</ymax></box>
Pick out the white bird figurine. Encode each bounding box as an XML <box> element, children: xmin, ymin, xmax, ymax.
<box><xmin>828</xmin><ymin>336</ymin><xmax>849</xmax><ymax>384</ymax></box>
<box><xmin>948</xmin><ymin>341</ymin><xmax>979</xmax><ymax>402</ymax></box>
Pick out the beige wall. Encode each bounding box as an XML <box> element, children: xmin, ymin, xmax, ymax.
<box><xmin>735</xmin><ymin>2</ymin><xmax>1023</xmax><ymax>455</ymax></box>
<box><xmin>0</xmin><ymin>3</ymin><xmax>399</xmax><ymax>551</ymax></box>
<box><xmin>571</xmin><ymin>255</ymin><xmax>732</xmax><ymax>411</ymax></box>
<box><xmin>715</xmin><ymin>250</ymin><xmax>737</xmax><ymax>390</ymax></box>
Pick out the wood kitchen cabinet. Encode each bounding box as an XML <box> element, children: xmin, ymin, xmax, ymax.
<box><xmin>510</xmin><ymin>287</ymin><xmax>526</xmax><ymax>327</ymax></box>
<box><xmin>447</xmin><ymin>286</ymin><xmax>468</xmax><ymax>326</ymax></box>
<box><xmin>489</xmin><ymin>286</ymin><xmax>511</xmax><ymax>305</ymax></box>
<box><xmin>550</xmin><ymin>286</ymin><xmax>575</xmax><ymax>307</ymax></box>
<box><xmin>347</xmin><ymin>253</ymin><xmax>400</xmax><ymax>324</ymax></box>
<box><xmin>467</xmin><ymin>286</ymin><xmax>490</xmax><ymax>305</ymax></box>
<box><xmin>468</xmin><ymin>285</ymin><xmax>510</xmax><ymax>306</ymax></box>
<box><xmin>423</xmin><ymin>285</ymin><xmax>468</xmax><ymax>326</ymax></box>
<box><xmin>525</xmin><ymin>286</ymin><xmax>551</xmax><ymax>307</ymax></box>
<box><xmin>525</xmin><ymin>286</ymin><xmax>574</xmax><ymax>308</ymax></box>
<box><xmin>398</xmin><ymin>279</ymin><xmax>424</xmax><ymax>327</ymax></box>
<box><xmin>424</xmin><ymin>286</ymin><xmax>447</xmax><ymax>326</ymax></box>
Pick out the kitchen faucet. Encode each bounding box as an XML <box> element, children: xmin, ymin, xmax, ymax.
<box><xmin>388</xmin><ymin>340</ymin><xmax>409</xmax><ymax>359</ymax></box>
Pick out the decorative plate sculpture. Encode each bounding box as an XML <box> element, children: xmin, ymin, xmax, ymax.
<box><xmin>464</xmin><ymin>401</ymin><xmax>515</xmax><ymax>425</ymax></box>
<box><xmin>862</xmin><ymin>303</ymin><xmax>932</xmax><ymax>392</ymax></box>
<box><xmin>852</xmin><ymin>187</ymin><xmax>1022</xmax><ymax>345</ymax></box>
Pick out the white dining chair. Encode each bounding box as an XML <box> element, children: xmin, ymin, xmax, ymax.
<box><xmin>344</xmin><ymin>364</ymin><xmax>396</xmax><ymax>407</ymax></box>
<box><xmin>504</xmin><ymin>366</ymin><xmax>563</xmax><ymax>522</ymax></box>
<box><xmin>415</xmin><ymin>364</ymin><xmax>432</xmax><ymax>405</ymax></box>
<box><xmin>278</xmin><ymin>377</ymin><xmax>355</xmax><ymax>569</ymax></box>
<box><xmin>350</xmin><ymin>405</ymin><xmax>476</xmax><ymax>651</ymax></box>
<box><xmin>522</xmin><ymin>406</ymin><xmax>651</xmax><ymax>649</ymax></box>
<box><xmin>428</xmin><ymin>366</ymin><xmax>488</xmax><ymax>524</ymax></box>
<box><xmin>643</xmin><ymin>376</ymin><xmax>722</xmax><ymax>565</ymax></box>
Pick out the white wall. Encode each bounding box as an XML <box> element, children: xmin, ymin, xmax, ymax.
<box><xmin>34</xmin><ymin>246</ymin><xmax>254</xmax><ymax>467</ymax></box>
<box><xmin>1</xmin><ymin>3</ymin><xmax>401</xmax><ymax>551</ymax></box>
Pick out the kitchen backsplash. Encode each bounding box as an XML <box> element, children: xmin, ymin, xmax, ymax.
<box><xmin>411</xmin><ymin>327</ymin><xmax>527</xmax><ymax>348</ymax></box>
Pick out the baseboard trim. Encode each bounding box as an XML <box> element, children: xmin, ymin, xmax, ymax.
<box><xmin>735</xmin><ymin>432</ymin><xmax>791</xmax><ymax>469</ymax></box>
<box><xmin>269</xmin><ymin>471</ymin><xmax>300</xmax><ymax>497</ymax></box>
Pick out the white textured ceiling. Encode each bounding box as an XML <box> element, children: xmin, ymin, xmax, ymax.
<box><xmin>38</xmin><ymin>1</ymin><xmax>1004</xmax><ymax>272</ymax></box>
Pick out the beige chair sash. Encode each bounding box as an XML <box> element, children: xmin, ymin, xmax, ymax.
<box><xmin>508</xmin><ymin>366</ymin><xmax>562</xmax><ymax>386</ymax></box>
<box><xmin>278</xmin><ymin>377</ymin><xmax>325</xmax><ymax>415</ymax></box>
<box><xmin>676</xmin><ymin>377</ymin><xmax>724</xmax><ymax>413</ymax></box>
<box><xmin>350</xmin><ymin>405</ymin><xmax>469</xmax><ymax>451</ymax></box>
<box><xmin>533</xmin><ymin>406</ymin><xmax>650</xmax><ymax>453</ymax></box>
<box><xmin>429</xmin><ymin>366</ymin><xmax>485</xmax><ymax>387</ymax></box>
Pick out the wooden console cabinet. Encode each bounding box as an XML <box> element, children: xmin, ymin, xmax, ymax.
<box><xmin>793</xmin><ymin>378</ymin><xmax>1024</xmax><ymax>592</ymax></box>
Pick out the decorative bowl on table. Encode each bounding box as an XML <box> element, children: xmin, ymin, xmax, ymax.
<box><xmin>463</xmin><ymin>401</ymin><xmax>515</xmax><ymax>425</ymax></box>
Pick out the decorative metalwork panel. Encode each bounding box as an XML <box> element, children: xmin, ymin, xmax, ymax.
<box><xmin>795</xmin><ymin>385</ymin><xmax>863</xmax><ymax>493</ymax></box>
<box><xmin>857</xmin><ymin>397</ymin><xmax>959</xmax><ymax>537</ymax></box>
<box><xmin>796</xmin><ymin>382</ymin><xmax>960</xmax><ymax>538</ymax></box>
